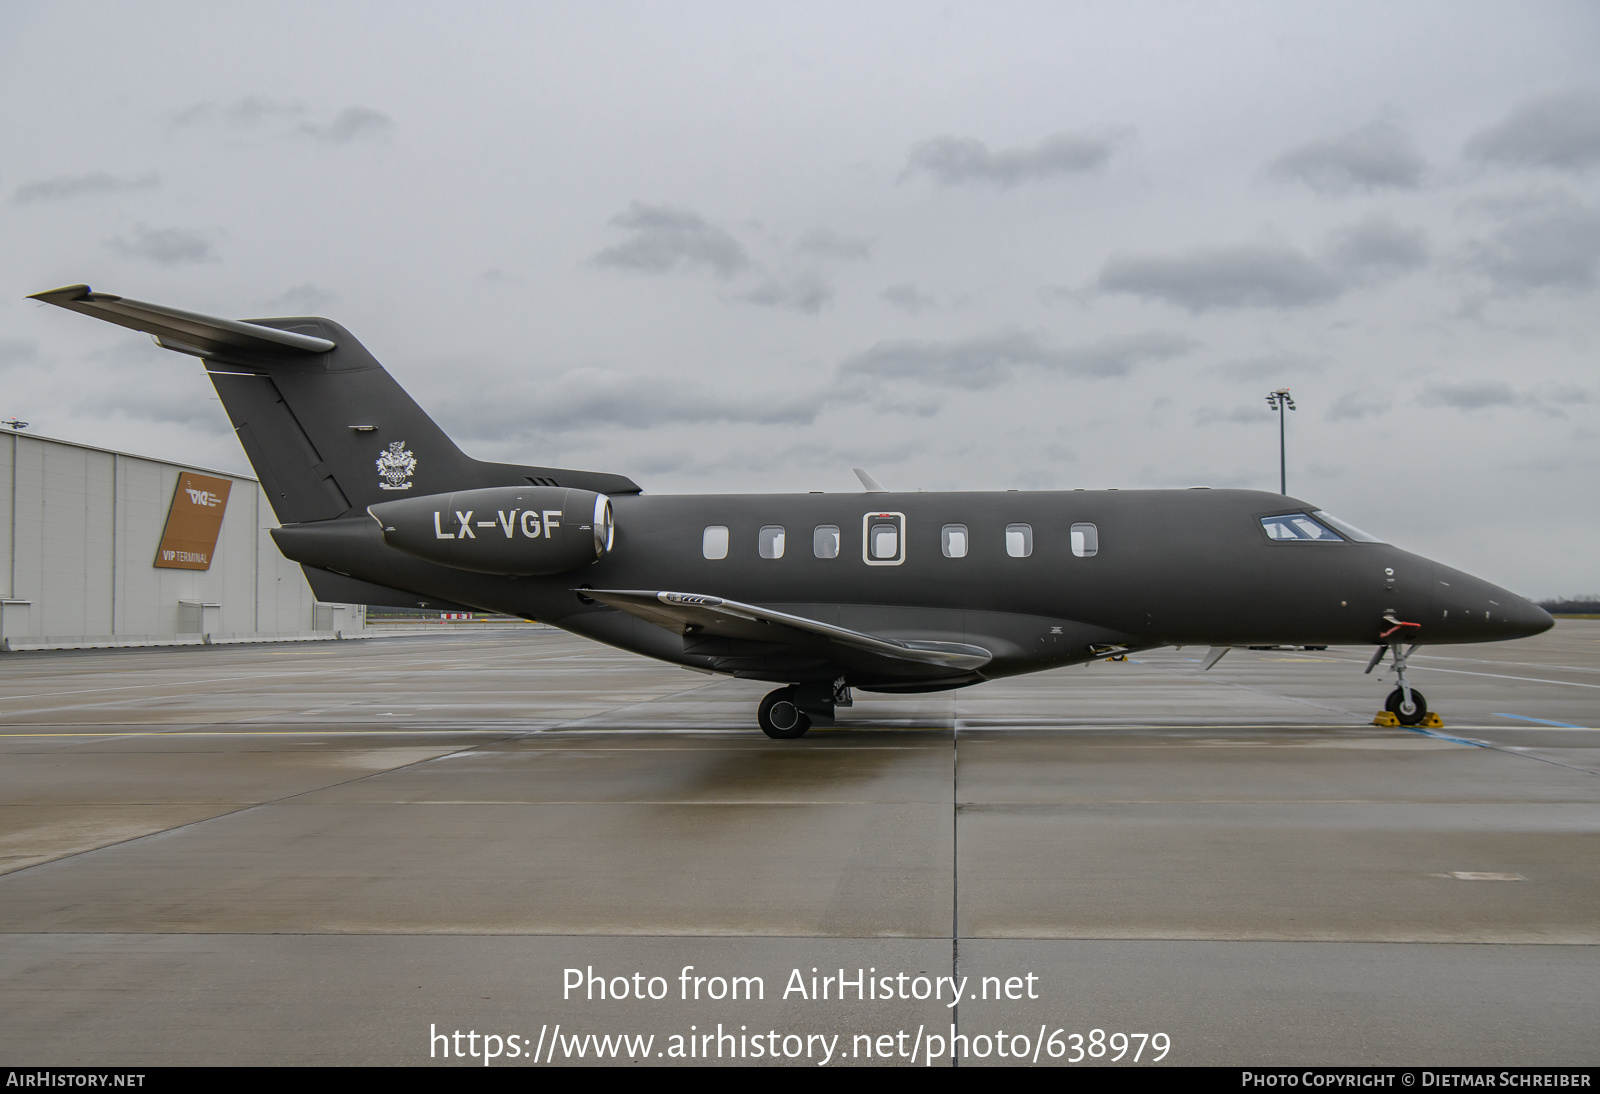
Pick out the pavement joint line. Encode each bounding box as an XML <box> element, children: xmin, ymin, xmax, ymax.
<box><xmin>1134</xmin><ymin>657</ymin><xmax>1369</xmax><ymax>721</ymax></box>
<box><xmin>1130</xmin><ymin>648</ymin><xmax>1600</xmax><ymax>776</ymax></box>
<box><xmin>0</xmin><ymin>721</ymin><xmax>541</xmax><ymax>881</ymax></box>
<box><xmin>1401</xmin><ymin>653</ymin><xmax>1600</xmax><ymax>675</ymax></box>
<box><xmin>5</xmin><ymin>722</ymin><xmax>1587</xmax><ymax>737</ymax></box>
<box><xmin>1494</xmin><ymin>713</ymin><xmax>1593</xmax><ymax>729</ymax></box>
<box><xmin>3</xmin><ymin>930</ymin><xmax>1600</xmax><ymax>945</ymax></box>
<box><xmin>1315</xmin><ymin>656</ymin><xmax>1600</xmax><ymax>689</ymax></box>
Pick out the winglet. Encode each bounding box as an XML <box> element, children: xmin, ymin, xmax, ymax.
<box><xmin>28</xmin><ymin>283</ymin><xmax>335</xmax><ymax>357</ymax></box>
<box><xmin>853</xmin><ymin>467</ymin><xmax>886</xmax><ymax>492</ymax></box>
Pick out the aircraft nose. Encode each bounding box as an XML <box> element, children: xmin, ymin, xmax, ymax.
<box><xmin>1498</xmin><ymin>593</ymin><xmax>1555</xmax><ymax>639</ymax></box>
<box><xmin>1434</xmin><ymin>567</ymin><xmax>1553</xmax><ymax>641</ymax></box>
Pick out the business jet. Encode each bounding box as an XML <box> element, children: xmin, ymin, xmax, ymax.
<box><xmin>30</xmin><ymin>285</ymin><xmax>1553</xmax><ymax>738</ymax></box>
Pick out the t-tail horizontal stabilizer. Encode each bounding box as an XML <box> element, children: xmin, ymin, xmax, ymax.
<box><xmin>28</xmin><ymin>284</ymin><xmax>334</xmax><ymax>358</ymax></box>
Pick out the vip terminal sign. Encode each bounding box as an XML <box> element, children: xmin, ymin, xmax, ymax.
<box><xmin>153</xmin><ymin>472</ymin><xmax>233</xmax><ymax>570</ymax></box>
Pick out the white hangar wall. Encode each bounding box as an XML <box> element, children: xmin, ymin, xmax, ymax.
<box><xmin>0</xmin><ymin>429</ymin><xmax>356</xmax><ymax>647</ymax></box>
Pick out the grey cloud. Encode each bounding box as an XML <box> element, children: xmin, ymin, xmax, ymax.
<box><xmin>869</xmin><ymin>392</ymin><xmax>944</xmax><ymax>418</ymax></box>
<box><xmin>0</xmin><ymin>340</ymin><xmax>38</xmax><ymax>368</ymax></box>
<box><xmin>1269</xmin><ymin>121</ymin><xmax>1425</xmax><ymax>193</ymax></box>
<box><xmin>107</xmin><ymin>224</ymin><xmax>220</xmax><ymax>265</ymax></box>
<box><xmin>173</xmin><ymin>96</ymin><xmax>305</xmax><ymax>127</ymax></box>
<box><xmin>1467</xmin><ymin>192</ymin><xmax>1600</xmax><ymax>293</ymax></box>
<box><xmin>594</xmin><ymin>203</ymin><xmax>751</xmax><ymax>277</ymax></box>
<box><xmin>1326</xmin><ymin>391</ymin><xmax>1387</xmax><ymax>421</ymax></box>
<box><xmin>795</xmin><ymin>228</ymin><xmax>871</xmax><ymax>260</ymax></box>
<box><xmin>70</xmin><ymin>377</ymin><xmax>231</xmax><ymax>431</ymax></box>
<box><xmin>1205</xmin><ymin>354</ymin><xmax>1325</xmax><ymax>381</ymax></box>
<box><xmin>300</xmin><ymin>106</ymin><xmax>393</xmax><ymax>143</ymax></box>
<box><xmin>265</xmin><ymin>285</ymin><xmax>335</xmax><ymax>313</ymax></box>
<box><xmin>737</xmin><ymin>272</ymin><xmax>832</xmax><ymax>314</ymax></box>
<box><xmin>1465</xmin><ymin>88</ymin><xmax>1600</xmax><ymax>171</ymax></box>
<box><xmin>1418</xmin><ymin>382</ymin><xmax>1522</xmax><ymax>409</ymax></box>
<box><xmin>1099</xmin><ymin>244</ymin><xmax>1342</xmax><ymax>311</ymax></box>
<box><xmin>1100</xmin><ymin>216</ymin><xmax>1427</xmax><ymax>312</ymax></box>
<box><xmin>173</xmin><ymin>98</ymin><xmax>390</xmax><ymax>143</ymax></box>
<box><xmin>1326</xmin><ymin>214</ymin><xmax>1428</xmax><ymax>278</ymax></box>
<box><xmin>440</xmin><ymin>370</ymin><xmax>825</xmax><ymax>440</ymax></box>
<box><xmin>13</xmin><ymin>171</ymin><xmax>159</xmax><ymax>204</ymax></box>
<box><xmin>881</xmin><ymin>283</ymin><xmax>939</xmax><ymax>314</ymax></box>
<box><xmin>1194</xmin><ymin>405</ymin><xmax>1268</xmax><ymax>426</ymax></box>
<box><xmin>842</xmin><ymin>330</ymin><xmax>1195</xmax><ymax>391</ymax></box>
<box><xmin>902</xmin><ymin>131</ymin><xmax>1118</xmax><ymax>188</ymax></box>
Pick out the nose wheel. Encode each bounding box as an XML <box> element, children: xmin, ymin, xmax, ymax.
<box><xmin>1385</xmin><ymin>685</ymin><xmax>1429</xmax><ymax>727</ymax></box>
<box><xmin>758</xmin><ymin>687</ymin><xmax>811</xmax><ymax>739</ymax></box>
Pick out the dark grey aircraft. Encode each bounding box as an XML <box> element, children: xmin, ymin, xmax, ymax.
<box><xmin>31</xmin><ymin>285</ymin><xmax>1553</xmax><ymax>737</ymax></box>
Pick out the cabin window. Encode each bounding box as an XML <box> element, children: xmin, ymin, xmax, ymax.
<box><xmin>873</xmin><ymin>524</ymin><xmax>899</xmax><ymax>559</ymax></box>
<box><xmin>1071</xmin><ymin>522</ymin><xmax>1098</xmax><ymax>557</ymax></box>
<box><xmin>862</xmin><ymin>512</ymin><xmax>906</xmax><ymax>565</ymax></box>
<box><xmin>813</xmin><ymin>525</ymin><xmax>840</xmax><ymax>559</ymax></box>
<box><xmin>1260</xmin><ymin>513</ymin><xmax>1343</xmax><ymax>542</ymax></box>
<box><xmin>702</xmin><ymin>525</ymin><xmax>729</xmax><ymax>559</ymax></box>
<box><xmin>758</xmin><ymin>525</ymin><xmax>785</xmax><ymax>559</ymax></box>
<box><xmin>941</xmin><ymin>524</ymin><xmax>968</xmax><ymax>558</ymax></box>
<box><xmin>1006</xmin><ymin>523</ymin><xmax>1033</xmax><ymax>558</ymax></box>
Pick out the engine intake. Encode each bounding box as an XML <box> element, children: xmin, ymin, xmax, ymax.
<box><xmin>369</xmin><ymin>486</ymin><xmax>613</xmax><ymax>576</ymax></box>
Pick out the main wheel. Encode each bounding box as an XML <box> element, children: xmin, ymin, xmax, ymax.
<box><xmin>1385</xmin><ymin>686</ymin><xmax>1428</xmax><ymax>727</ymax></box>
<box><xmin>758</xmin><ymin>687</ymin><xmax>811</xmax><ymax>739</ymax></box>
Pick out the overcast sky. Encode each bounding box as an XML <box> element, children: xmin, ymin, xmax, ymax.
<box><xmin>2</xmin><ymin>1</ymin><xmax>1596</xmax><ymax>597</ymax></box>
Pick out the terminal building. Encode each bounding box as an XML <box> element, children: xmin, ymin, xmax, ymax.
<box><xmin>0</xmin><ymin>428</ymin><xmax>363</xmax><ymax>650</ymax></box>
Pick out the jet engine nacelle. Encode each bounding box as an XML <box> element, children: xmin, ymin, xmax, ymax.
<box><xmin>369</xmin><ymin>486</ymin><xmax>614</xmax><ymax>576</ymax></box>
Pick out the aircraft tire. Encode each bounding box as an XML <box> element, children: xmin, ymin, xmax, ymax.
<box><xmin>1385</xmin><ymin>687</ymin><xmax>1428</xmax><ymax>727</ymax></box>
<box><xmin>758</xmin><ymin>688</ymin><xmax>811</xmax><ymax>739</ymax></box>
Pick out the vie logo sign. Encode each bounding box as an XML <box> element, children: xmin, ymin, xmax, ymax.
<box><xmin>154</xmin><ymin>472</ymin><xmax>233</xmax><ymax>571</ymax></box>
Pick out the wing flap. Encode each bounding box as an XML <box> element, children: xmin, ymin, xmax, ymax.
<box><xmin>29</xmin><ymin>284</ymin><xmax>335</xmax><ymax>357</ymax></box>
<box><xmin>583</xmin><ymin>589</ymin><xmax>992</xmax><ymax>672</ymax></box>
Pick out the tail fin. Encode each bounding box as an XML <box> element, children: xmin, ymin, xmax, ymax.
<box><xmin>30</xmin><ymin>285</ymin><xmax>640</xmax><ymax>525</ymax></box>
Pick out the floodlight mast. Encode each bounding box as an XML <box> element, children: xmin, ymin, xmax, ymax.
<box><xmin>1264</xmin><ymin>389</ymin><xmax>1296</xmax><ymax>494</ymax></box>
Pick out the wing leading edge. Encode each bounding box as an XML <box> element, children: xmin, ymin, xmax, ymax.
<box><xmin>582</xmin><ymin>589</ymin><xmax>993</xmax><ymax>675</ymax></box>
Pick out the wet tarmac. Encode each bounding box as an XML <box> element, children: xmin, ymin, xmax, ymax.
<box><xmin>1</xmin><ymin>623</ymin><xmax>1596</xmax><ymax>1066</ymax></box>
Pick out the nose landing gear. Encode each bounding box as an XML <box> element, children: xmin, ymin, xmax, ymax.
<box><xmin>1365</xmin><ymin>620</ymin><xmax>1439</xmax><ymax>727</ymax></box>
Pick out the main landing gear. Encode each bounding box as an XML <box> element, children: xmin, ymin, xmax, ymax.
<box><xmin>756</xmin><ymin>679</ymin><xmax>850</xmax><ymax>739</ymax></box>
<box><xmin>1365</xmin><ymin>622</ymin><xmax>1434</xmax><ymax>727</ymax></box>
<box><xmin>758</xmin><ymin>687</ymin><xmax>810</xmax><ymax>739</ymax></box>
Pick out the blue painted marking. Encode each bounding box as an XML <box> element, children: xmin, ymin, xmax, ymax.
<box><xmin>1404</xmin><ymin>727</ymin><xmax>1488</xmax><ymax>748</ymax></box>
<box><xmin>1492</xmin><ymin>713</ymin><xmax>1589</xmax><ymax>729</ymax></box>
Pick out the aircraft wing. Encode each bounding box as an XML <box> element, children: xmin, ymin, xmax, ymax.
<box><xmin>29</xmin><ymin>284</ymin><xmax>334</xmax><ymax>357</ymax></box>
<box><xmin>583</xmin><ymin>589</ymin><xmax>992</xmax><ymax>673</ymax></box>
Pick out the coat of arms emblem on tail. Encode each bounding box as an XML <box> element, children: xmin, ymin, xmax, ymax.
<box><xmin>376</xmin><ymin>441</ymin><xmax>417</xmax><ymax>490</ymax></box>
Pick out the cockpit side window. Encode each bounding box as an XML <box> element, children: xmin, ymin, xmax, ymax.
<box><xmin>1311</xmin><ymin>511</ymin><xmax>1385</xmax><ymax>543</ymax></box>
<box><xmin>1260</xmin><ymin>513</ymin><xmax>1344</xmax><ymax>542</ymax></box>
